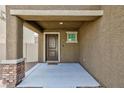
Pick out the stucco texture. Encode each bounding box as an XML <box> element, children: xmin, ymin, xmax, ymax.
<box><xmin>40</xmin><ymin>30</ymin><xmax>80</xmax><ymax>63</ymax></box>
<box><xmin>79</xmin><ymin>6</ymin><xmax>124</xmax><ymax>87</ymax></box>
<box><xmin>23</xmin><ymin>29</ymin><xmax>80</xmax><ymax>63</ymax></box>
<box><xmin>6</xmin><ymin>15</ymin><xmax>23</xmax><ymax>59</ymax></box>
<box><xmin>5</xmin><ymin>5</ymin><xmax>99</xmax><ymax>62</ymax></box>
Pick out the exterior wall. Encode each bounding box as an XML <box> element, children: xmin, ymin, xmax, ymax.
<box><xmin>42</xmin><ymin>30</ymin><xmax>80</xmax><ymax>62</ymax></box>
<box><xmin>5</xmin><ymin>5</ymin><xmax>100</xmax><ymax>63</ymax></box>
<box><xmin>0</xmin><ymin>5</ymin><xmax>6</xmax><ymax>60</ymax></box>
<box><xmin>38</xmin><ymin>32</ymin><xmax>44</xmax><ymax>62</ymax></box>
<box><xmin>3</xmin><ymin>5</ymin><xmax>124</xmax><ymax>87</ymax></box>
<box><xmin>1</xmin><ymin>6</ymin><xmax>25</xmax><ymax>87</ymax></box>
<box><xmin>79</xmin><ymin>6</ymin><xmax>124</xmax><ymax>87</ymax></box>
<box><xmin>23</xmin><ymin>29</ymin><xmax>79</xmax><ymax>63</ymax></box>
<box><xmin>60</xmin><ymin>30</ymin><xmax>79</xmax><ymax>62</ymax></box>
<box><xmin>6</xmin><ymin>15</ymin><xmax>23</xmax><ymax>59</ymax></box>
<box><xmin>1</xmin><ymin>61</ymin><xmax>25</xmax><ymax>87</ymax></box>
<box><xmin>0</xmin><ymin>6</ymin><xmax>40</xmax><ymax>87</ymax></box>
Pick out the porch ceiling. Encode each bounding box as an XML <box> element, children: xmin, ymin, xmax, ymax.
<box><xmin>10</xmin><ymin>9</ymin><xmax>103</xmax><ymax>30</ymax></box>
<box><xmin>36</xmin><ymin>21</ymin><xmax>83</xmax><ymax>30</ymax></box>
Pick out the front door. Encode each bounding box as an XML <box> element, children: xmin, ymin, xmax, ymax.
<box><xmin>46</xmin><ymin>34</ymin><xmax>58</xmax><ymax>61</ymax></box>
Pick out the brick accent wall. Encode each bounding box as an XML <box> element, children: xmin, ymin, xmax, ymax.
<box><xmin>0</xmin><ymin>61</ymin><xmax>25</xmax><ymax>88</ymax></box>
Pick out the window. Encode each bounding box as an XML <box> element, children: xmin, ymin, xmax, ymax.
<box><xmin>66</xmin><ymin>32</ymin><xmax>78</xmax><ymax>43</ymax></box>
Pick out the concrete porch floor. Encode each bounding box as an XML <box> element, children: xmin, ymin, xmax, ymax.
<box><xmin>17</xmin><ymin>63</ymin><xmax>100</xmax><ymax>88</ymax></box>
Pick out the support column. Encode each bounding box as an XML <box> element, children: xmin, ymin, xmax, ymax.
<box><xmin>0</xmin><ymin>15</ymin><xmax>25</xmax><ymax>88</ymax></box>
<box><xmin>38</xmin><ymin>32</ymin><xmax>43</xmax><ymax>62</ymax></box>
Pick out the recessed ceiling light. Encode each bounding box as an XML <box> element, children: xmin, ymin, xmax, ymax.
<box><xmin>34</xmin><ymin>33</ymin><xmax>38</xmax><ymax>37</ymax></box>
<box><xmin>59</xmin><ymin>22</ymin><xmax>63</xmax><ymax>25</ymax></box>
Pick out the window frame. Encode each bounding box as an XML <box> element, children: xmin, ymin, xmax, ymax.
<box><xmin>66</xmin><ymin>32</ymin><xmax>78</xmax><ymax>43</ymax></box>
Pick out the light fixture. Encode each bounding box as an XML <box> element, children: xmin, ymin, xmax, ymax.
<box><xmin>34</xmin><ymin>33</ymin><xmax>38</xmax><ymax>37</ymax></box>
<box><xmin>59</xmin><ymin>22</ymin><xmax>63</xmax><ymax>25</ymax></box>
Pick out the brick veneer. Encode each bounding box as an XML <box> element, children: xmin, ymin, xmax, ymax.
<box><xmin>0</xmin><ymin>61</ymin><xmax>25</xmax><ymax>88</ymax></box>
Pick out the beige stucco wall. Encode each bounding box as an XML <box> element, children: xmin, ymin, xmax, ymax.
<box><xmin>39</xmin><ymin>30</ymin><xmax>80</xmax><ymax>62</ymax></box>
<box><xmin>4</xmin><ymin>5</ymin><xmax>124</xmax><ymax>87</ymax></box>
<box><xmin>38</xmin><ymin>32</ymin><xmax>43</xmax><ymax>62</ymax></box>
<box><xmin>6</xmin><ymin>6</ymin><xmax>42</xmax><ymax>60</ymax></box>
<box><xmin>5</xmin><ymin>5</ymin><xmax>99</xmax><ymax>62</ymax></box>
<box><xmin>79</xmin><ymin>6</ymin><xmax>124</xmax><ymax>87</ymax></box>
<box><xmin>22</xmin><ymin>29</ymin><xmax>80</xmax><ymax>63</ymax></box>
<box><xmin>6</xmin><ymin>15</ymin><xmax>23</xmax><ymax>59</ymax></box>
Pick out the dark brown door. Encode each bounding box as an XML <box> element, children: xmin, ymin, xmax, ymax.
<box><xmin>46</xmin><ymin>34</ymin><xmax>58</xmax><ymax>61</ymax></box>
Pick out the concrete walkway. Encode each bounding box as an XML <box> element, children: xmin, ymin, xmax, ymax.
<box><xmin>17</xmin><ymin>63</ymin><xmax>100</xmax><ymax>88</ymax></box>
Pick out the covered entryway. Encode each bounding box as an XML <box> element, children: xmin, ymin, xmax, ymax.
<box><xmin>1</xmin><ymin>5</ymin><xmax>124</xmax><ymax>88</ymax></box>
<box><xmin>1</xmin><ymin>6</ymin><xmax>103</xmax><ymax>88</ymax></box>
<box><xmin>17</xmin><ymin>63</ymin><xmax>100</xmax><ymax>88</ymax></box>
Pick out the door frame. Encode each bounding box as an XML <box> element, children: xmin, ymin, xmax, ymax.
<box><xmin>43</xmin><ymin>32</ymin><xmax>60</xmax><ymax>63</ymax></box>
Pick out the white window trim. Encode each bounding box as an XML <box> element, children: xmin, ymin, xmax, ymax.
<box><xmin>66</xmin><ymin>32</ymin><xmax>78</xmax><ymax>43</ymax></box>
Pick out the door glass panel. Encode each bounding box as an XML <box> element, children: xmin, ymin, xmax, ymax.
<box><xmin>48</xmin><ymin>36</ymin><xmax>56</xmax><ymax>48</ymax></box>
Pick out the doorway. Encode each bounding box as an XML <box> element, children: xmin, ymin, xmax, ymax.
<box><xmin>43</xmin><ymin>32</ymin><xmax>60</xmax><ymax>63</ymax></box>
